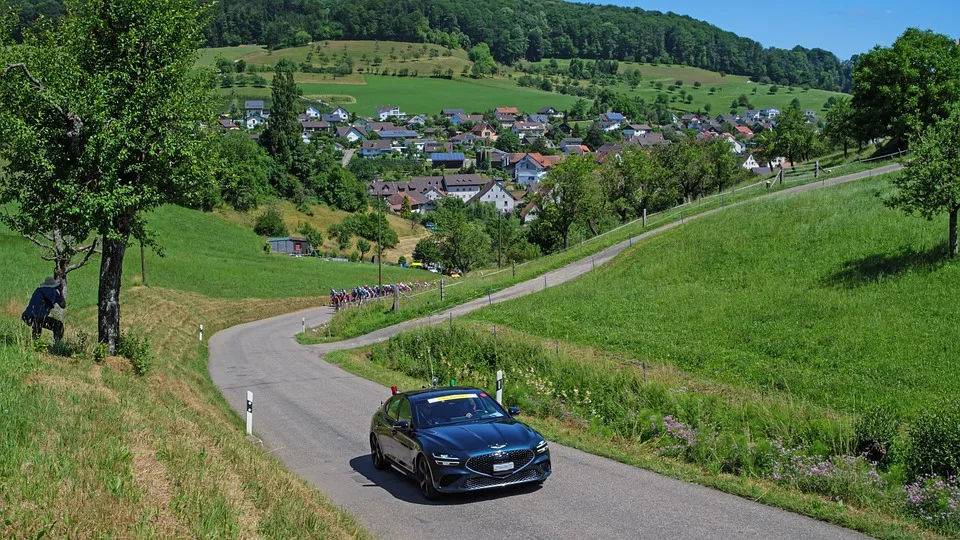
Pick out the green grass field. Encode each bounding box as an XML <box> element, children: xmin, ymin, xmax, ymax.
<box><xmin>298</xmin><ymin>74</ymin><xmax>585</xmax><ymax>116</ymax></box>
<box><xmin>0</xmin><ymin>204</ymin><xmax>430</xmax><ymax>312</ymax></box>
<box><xmin>526</xmin><ymin>57</ymin><xmax>847</xmax><ymax>117</ymax></box>
<box><xmin>467</xmin><ymin>174</ymin><xmax>956</xmax><ymax>416</ymax></box>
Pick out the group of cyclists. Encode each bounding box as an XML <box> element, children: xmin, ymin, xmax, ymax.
<box><xmin>330</xmin><ymin>281</ymin><xmax>436</xmax><ymax>310</ymax></box>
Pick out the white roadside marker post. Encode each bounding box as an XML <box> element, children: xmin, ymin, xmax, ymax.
<box><xmin>199</xmin><ymin>324</ymin><xmax>203</xmax><ymax>342</ymax></box>
<box><xmin>302</xmin><ymin>317</ymin><xmax>306</xmax><ymax>333</ymax></box>
<box><xmin>246</xmin><ymin>391</ymin><xmax>253</xmax><ymax>436</ymax></box>
<box><xmin>496</xmin><ymin>370</ymin><xmax>503</xmax><ymax>405</ymax></box>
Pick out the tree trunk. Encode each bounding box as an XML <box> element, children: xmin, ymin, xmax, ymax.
<box><xmin>98</xmin><ymin>232</ymin><xmax>129</xmax><ymax>353</ymax></box>
<box><xmin>843</xmin><ymin>141</ymin><xmax>849</xmax><ymax>158</ymax></box>
<box><xmin>54</xmin><ymin>259</ymin><xmax>69</xmax><ymax>303</ymax></box>
<box><xmin>950</xmin><ymin>207</ymin><xmax>958</xmax><ymax>259</ymax></box>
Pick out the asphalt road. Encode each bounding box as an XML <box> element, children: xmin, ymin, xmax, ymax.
<box><xmin>210</xmin><ymin>166</ymin><xmax>899</xmax><ymax>539</ymax></box>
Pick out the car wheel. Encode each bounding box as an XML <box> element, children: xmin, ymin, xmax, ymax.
<box><xmin>416</xmin><ymin>455</ymin><xmax>441</xmax><ymax>501</ymax></box>
<box><xmin>370</xmin><ymin>434</ymin><xmax>389</xmax><ymax>470</ymax></box>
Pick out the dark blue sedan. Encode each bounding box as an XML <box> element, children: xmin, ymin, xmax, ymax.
<box><xmin>369</xmin><ymin>386</ymin><xmax>552</xmax><ymax>500</ymax></box>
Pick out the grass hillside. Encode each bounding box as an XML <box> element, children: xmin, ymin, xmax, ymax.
<box><xmin>529</xmin><ymin>57</ymin><xmax>847</xmax><ymax>117</ymax></box>
<box><xmin>0</xmin><ymin>202</ymin><xmax>435</xmax><ymax>535</ymax></box>
<box><xmin>199</xmin><ymin>41</ymin><xmax>472</xmax><ymax>78</ymax></box>
<box><xmin>467</xmin><ymin>174</ymin><xmax>954</xmax><ymax>416</ymax></box>
<box><xmin>216</xmin><ymin>201</ymin><xmax>429</xmax><ymax>263</ymax></box>
<box><xmin>202</xmin><ymin>41</ymin><xmax>587</xmax><ymax>115</ymax></box>
<box><xmin>1</xmin><ymin>204</ymin><xmax>430</xmax><ymax>311</ymax></box>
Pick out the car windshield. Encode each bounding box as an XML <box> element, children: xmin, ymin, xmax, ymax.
<box><xmin>413</xmin><ymin>392</ymin><xmax>506</xmax><ymax>428</ymax></box>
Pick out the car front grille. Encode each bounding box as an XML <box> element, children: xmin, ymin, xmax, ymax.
<box><xmin>466</xmin><ymin>449</ymin><xmax>535</xmax><ymax>476</ymax></box>
<box><xmin>463</xmin><ymin>469</ymin><xmax>540</xmax><ymax>490</ymax></box>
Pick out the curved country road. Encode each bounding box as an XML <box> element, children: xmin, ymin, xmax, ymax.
<box><xmin>210</xmin><ymin>166</ymin><xmax>899</xmax><ymax>539</ymax></box>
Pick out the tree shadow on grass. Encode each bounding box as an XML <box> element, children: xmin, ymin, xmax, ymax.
<box><xmin>822</xmin><ymin>244</ymin><xmax>952</xmax><ymax>289</ymax></box>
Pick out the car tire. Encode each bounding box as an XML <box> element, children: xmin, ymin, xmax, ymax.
<box><xmin>370</xmin><ymin>434</ymin><xmax>389</xmax><ymax>470</ymax></box>
<box><xmin>416</xmin><ymin>455</ymin><xmax>441</xmax><ymax>501</ymax></box>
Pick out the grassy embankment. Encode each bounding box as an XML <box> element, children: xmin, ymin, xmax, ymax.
<box><xmin>320</xmin><ymin>173</ymin><xmax>959</xmax><ymax>538</ymax></box>
<box><xmin>301</xmin><ymin>158</ymin><xmax>901</xmax><ymax>343</ymax></box>
<box><xmin>0</xmin><ymin>204</ymin><xmax>429</xmax><ymax>536</ymax></box>
<box><xmin>216</xmin><ymin>200</ymin><xmax>430</xmax><ymax>263</ymax></box>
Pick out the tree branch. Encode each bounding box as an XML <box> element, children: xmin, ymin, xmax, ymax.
<box><xmin>66</xmin><ymin>237</ymin><xmax>100</xmax><ymax>273</ymax></box>
<box><xmin>22</xmin><ymin>232</ymin><xmax>54</xmax><ymax>252</ymax></box>
<box><xmin>2</xmin><ymin>63</ymin><xmax>83</xmax><ymax>154</ymax></box>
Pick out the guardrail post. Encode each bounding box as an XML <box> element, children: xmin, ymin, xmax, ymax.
<box><xmin>246</xmin><ymin>391</ymin><xmax>253</xmax><ymax>436</ymax></box>
<box><xmin>199</xmin><ymin>324</ymin><xmax>203</xmax><ymax>342</ymax></box>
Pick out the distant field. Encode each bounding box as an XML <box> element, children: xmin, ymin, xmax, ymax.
<box><xmin>527</xmin><ymin>58</ymin><xmax>752</xmax><ymax>85</ymax></box>
<box><xmin>202</xmin><ymin>41</ymin><xmax>842</xmax><ymax>117</ymax></box>
<box><xmin>299</xmin><ymin>75</ymin><xmax>584</xmax><ymax>116</ymax></box>
<box><xmin>467</xmin><ymin>175</ymin><xmax>959</xmax><ymax>416</ymax></box>
<box><xmin>525</xmin><ymin>57</ymin><xmax>847</xmax><ymax>117</ymax></box>
<box><xmin>199</xmin><ymin>41</ymin><xmax>471</xmax><ymax>77</ymax></box>
<box><xmin>618</xmin><ymin>81</ymin><xmax>845</xmax><ymax>117</ymax></box>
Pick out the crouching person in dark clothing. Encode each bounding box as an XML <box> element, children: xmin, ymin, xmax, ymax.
<box><xmin>22</xmin><ymin>276</ymin><xmax>66</xmax><ymax>341</ymax></box>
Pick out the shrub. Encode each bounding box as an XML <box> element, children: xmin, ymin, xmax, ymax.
<box><xmin>398</xmin><ymin>255</ymin><xmax>407</xmax><ymax>266</ymax></box>
<box><xmin>906</xmin><ymin>402</ymin><xmax>960</xmax><ymax>480</ymax></box>
<box><xmin>254</xmin><ymin>207</ymin><xmax>287</xmax><ymax>237</ymax></box>
<box><xmin>856</xmin><ymin>406</ymin><xmax>901</xmax><ymax>466</ymax></box>
<box><xmin>117</xmin><ymin>331</ymin><xmax>153</xmax><ymax>376</ymax></box>
<box><xmin>349</xmin><ymin>250</ymin><xmax>360</xmax><ymax>263</ymax></box>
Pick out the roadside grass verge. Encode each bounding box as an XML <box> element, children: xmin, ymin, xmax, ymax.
<box><xmin>323</xmin><ymin>324</ymin><xmax>930</xmax><ymax>539</ymax></box>
<box><xmin>0</xmin><ymin>288</ymin><xmax>371</xmax><ymax>537</ymax></box>
<box><xmin>306</xmin><ymin>161</ymin><xmax>902</xmax><ymax>343</ymax></box>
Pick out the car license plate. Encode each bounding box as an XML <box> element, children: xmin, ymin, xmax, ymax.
<box><xmin>493</xmin><ymin>462</ymin><xmax>514</xmax><ymax>472</ymax></box>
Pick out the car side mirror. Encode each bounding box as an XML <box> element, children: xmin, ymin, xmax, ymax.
<box><xmin>392</xmin><ymin>419</ymin><xmax>409</xmax><ymax>430</ymax></box>
<box><xmin>508</xmin><ymin>407</ymin><xmax>521</xmax><ymax>416</ymax></box>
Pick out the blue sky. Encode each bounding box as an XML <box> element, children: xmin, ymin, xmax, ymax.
<box><xmin>571</xmin><ymin>0</ymin><xmax>958</xmax><ymax>59</ymax></box>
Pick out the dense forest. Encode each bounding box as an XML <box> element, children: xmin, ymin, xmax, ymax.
<box><xmin>12</xmin><ymin>0</ymin><xmax>854</xmax><ymax>91</ymax></box>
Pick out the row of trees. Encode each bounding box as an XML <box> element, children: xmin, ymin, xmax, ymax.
<box><xmin>11</xmin><ymin>0</ymin><xmax>854</xmax><ymax>91</ymax></box>
<box><xmin>413</xmin><ymin>137</ymin><xmax>749</xmax><ymax>273</ymax></box>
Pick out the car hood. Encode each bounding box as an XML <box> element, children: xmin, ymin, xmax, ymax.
<box><xmin>418</xmin><ymin>418</ymin><xmax>539</xmax><ymax>453</ymax></box>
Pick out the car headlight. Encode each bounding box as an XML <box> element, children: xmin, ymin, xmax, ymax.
<box><xmin>432</xmin><ymin>453</ymin><xmax>460</xmax><ymax>466</ymax></box>
<box><xmin>536</xmin><ymin>439</ymin><xmax>548</xmax><ymax>453</ymax></box>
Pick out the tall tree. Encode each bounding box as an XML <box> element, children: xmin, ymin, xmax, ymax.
<box><xmin>430</xmin><ymin>198</ymin><xmax>490</xmax><ymax>274</ymax></box>
<box><xmin>888</xmin><ymin>105</ymin><xmax>960</xmax><ymax>258</ymax></box>
<box><xmin>823</xmin><ymin>96</ymin><xmax>855</xmax><ymax>157</ymax></box>
<box><xmin>764</xmin><ymin>105</ymin><xmax>814</xmax><ymax>165</ymax></box>
<box><xmin>262</xmin><ymin>58</ymin><xmax>301</xmax><ymax>168</ymax></box>
<box><xmin>852</xmin><ymin>29</ymin><xmax>960</xmax><ymax>142</ymax></box>
<box><xmin>538</xmin><ymin>155</ymin><xmax>601</xmax><ymax>249</ymax></box>
<box><xmin>0</xmin><ymin>15</ymin><xmax>100</xmax><ymax>297</ymax></box>
<box><xmin>2</xmin><ymin>0</ymin><xmax>216</xmax><ymax>351</ymax></box>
